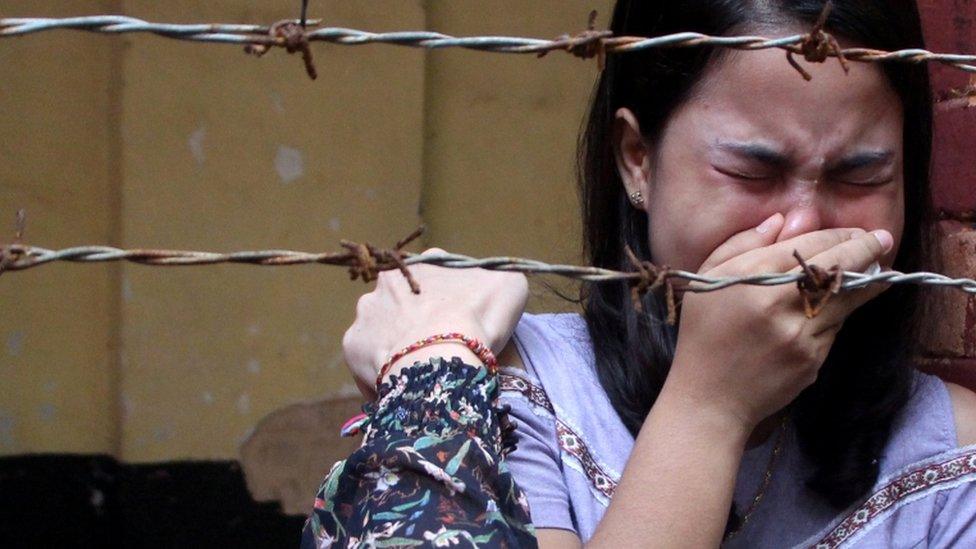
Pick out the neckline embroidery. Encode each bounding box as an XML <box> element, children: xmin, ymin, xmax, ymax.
<box><xmin>499</xmin><ymin>373</ymin><xmax>620</xmax><ymax>501</ymax></box>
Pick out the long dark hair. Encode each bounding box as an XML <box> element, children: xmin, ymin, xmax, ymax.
<box><xmin>577</xmin><ymin>0</ymin><xmax>932</xmax><ymax>515</ymax></box>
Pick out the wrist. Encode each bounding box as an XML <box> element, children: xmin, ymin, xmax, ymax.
<box><xmin>654</xmin><ymin>379</ymin><xmax>754</xmax><ymax>448</ymax></box>
<box><xmin>375</xmin><ymin>324</ymin><xmax>495</xmax><ymax>387</ymax></box>
<box><xmin>366</xmin><ymin>357</ymin><xmax>503</xmax><ymax>452</ymax></box>
<box><xmin>387</xmin><ymin>343</ymin><xmax>483</xmax><ymax>378</ymax></box>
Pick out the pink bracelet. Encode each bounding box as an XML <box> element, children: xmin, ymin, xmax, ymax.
<box><xmin>375</xmin><ymin>332</ymin><xmax>497</xmax><ymax>388</ymax></box>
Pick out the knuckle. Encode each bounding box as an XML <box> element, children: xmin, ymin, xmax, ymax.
<box><xmin>513</xmin><ymin>273</ymin><xmax>529</xmax><ymax>294</ymax></box>
<box><xmin>774</xmin><ymin>317</ymin><xmax>806</xmax><ymax>351</ymax></box>
<box><xmin>341</xmin><ymin>325</ymin><xmax>356</xmax><ymax>354</ymax></box>
<box><xmin>813</xmin><ymin>229</ymin><xmax>851</xmax><ymax>252</ymax></box>
<box><xmin>354</xmin><ymin>292</ymin><xmax>373</xmax><ymax>317</ymax></box>
<box><xmin>828</xmin><ymin>228</ymin><xmax>856</xmax><ymax>244</ymax></box>
<box><xmin>863</xmin><ymin>234</ymin><xmax>883</xmax><ymax>257</ymax></box>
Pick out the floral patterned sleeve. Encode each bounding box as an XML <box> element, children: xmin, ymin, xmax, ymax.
<box><xmin>300</xmin><ymin>356</ymin><xmax>538</xmax><ymax>548</ymax></box>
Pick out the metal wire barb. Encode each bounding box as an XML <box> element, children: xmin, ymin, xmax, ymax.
<box><xmin>3</xmin><ymin>13</ymin><xmax>976</xmax><ymax>75</ymax></box>
<box><xmin>20</xmin><ymin>244</ymin><xmax>976</xmax><ymax>290</ymax></box>
<box><xmin>2</xmin><ymin>231</ymin><xmax>974</xmax><ymax>301</ymax></box>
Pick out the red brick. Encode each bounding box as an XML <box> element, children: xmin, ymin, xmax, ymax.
<box><xmin>917</xmin><ymin>357</ymin><xmax>976</xmax><ymax>393</ymax></box>
<box><xmin>930</xmin><ymin>108</ymin><xmax>976</xmax><ymax>217</ymax></box>
<box><xmin>916</xmin><ymin>220</ymin><xmax>976</xmax><ymax>358</ymax></box>
<box><xmin>920</xmin><ymin>2</ymin><xmax>976</xmax><ymax>216</ymax></box>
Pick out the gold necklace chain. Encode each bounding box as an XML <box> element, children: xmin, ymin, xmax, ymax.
<box><xmin>723</xmin><ymin>414</ymin><xmax>791</xmax><ymax>542</ymax></box>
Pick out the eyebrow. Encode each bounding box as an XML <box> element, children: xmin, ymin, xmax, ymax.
<box><xmin>712</xmin><ymin>141</ymin><xmax>792</xmax><ymax>169</ymax></box>
<box><xmin>827</xmin><ymin>150</ymin><xmax>895</xmax><ymax>172</ymax></box>
<box><xmin>713</xmin><ymin>141</ymin><xmax>895</xmax><ymax>172</ymax></box>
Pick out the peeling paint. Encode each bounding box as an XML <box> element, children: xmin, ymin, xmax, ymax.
<box><xmin>6</xmin><ymin>331</ymin><xmax>24</xmax><ymax>357</ymax></box>
<box><xmin>152</xmin><ymin>425</ymin><xmax>174</xmax><ymax>443</ymax></box>
<box><xmin>363</xmin><ymin>187</ymin><xmax>378</xmax><ymax>200</ymax></box>
<box><xmin>247</xmin><ymin>323</ymin><xmax>261</xmax><ymax>336</ymax></box>
<box><xmin>336</xmin><ymin>382</ymin><xmax>361</xmax><ymax>398</ymax></box>
<box><xmin>0</xmin><ymin>413</ymin><xmax>15</xmax><ymax>449</ymax></box>
<box><xmin>328</xmin><ymin>217</ymin><xmax>341</xmax><ymax>232</ymax></box>
<box><xmin>202</xmin><ymin>391</ymin><xmax>215</xmax><ymax>405</ymax></box>
<box><xmin>237</xmin><ymin>393</ymin><xmax>251</xmax><ymax>414</ymax></box>
<box><xmin>122</xmin><ymin>277</ymin><xmax>134</xmax><ymax>302</ymax></box>
<box><xmin>274</xmin><ymin>145</ymin><xmax>304</xmax><ymax>184</ymax></box>
<box><xmin>270</xmin><ymin>91</ymin><xmax>285</xmax><ymax>114</ymax></box>
<box><xmin>38</xmin><ymin>403</ymin><xmax>57</xmax><ymax>422</ymax></box>
<box><xmin>121</xmin><ymin>395</ymin><xmax>135</xmax><ymax>422</ymax></box>
<box><xmin>238</xmin><ymin>397</ymin><xmax>363</xmax><ymax>515</ymax></box>
<box><xmin>247</xmin><ymin>358</ymin><xmax>261</xmax><ymax>374</ymax></box>
<box><xmin>188</xmin><ymin>126</ymin><xmax>207</xmax><ymax>165</ymax></box>
<box><xmin>43</xmin><ymin>380</ymin><xmax>58</xmax><ymax>393</ymax></box>
<box><xmin>326</xmin><ymin>351</ymin><xmax>345</xmax><ymax>371</ymax></box>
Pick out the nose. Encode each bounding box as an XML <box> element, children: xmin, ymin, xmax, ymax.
<box><xmin>776</xmin><ymin>192</ymin><xmax>825</xmax><ymax>242</ymax></box>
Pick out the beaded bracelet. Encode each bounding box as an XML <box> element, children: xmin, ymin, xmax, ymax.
<box><xmin>375</xmin><ymin>332</ymin><xmax>498</xmax><ymax>388</ymax></box>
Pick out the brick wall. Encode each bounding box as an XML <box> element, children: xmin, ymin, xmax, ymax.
<box><xmin>917</xmin><ymin>1</ymin><xmax>976</xmax><ymax>390</ymax></box>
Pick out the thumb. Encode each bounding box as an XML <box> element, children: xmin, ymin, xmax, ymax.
<box><xmin>699</xmin><ymin>213</ymin><xmax>785</xmax><ymax>273</ymax></box>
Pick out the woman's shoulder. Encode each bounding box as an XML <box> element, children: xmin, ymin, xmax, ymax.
<box><xmin>499</xmin><ymin>310</ymin><xmax>631</xmax><ymax>446</ymax></box>
<box><xmin>501</xmin><ymin>311</ymin><xmax>596</xmax><ymax>383</ymax></box>
<box><xmin>880</xmin><ymin>370</ymin><xmax>976</xmax><ymax>476</ymax></box>
<box><xmin>497</xmin><ymin>311</ymin><xmax>633</xmax><ymax>533</ymax></box>
<box><xmin>793</xmin><ymin>373</ymin><xmax>976</xmax><ymax>548</ymax></box>
<box><xmin>945</xmin><ymin>381</ymin><xmax>976</xmax><ymax>447</ymax></box>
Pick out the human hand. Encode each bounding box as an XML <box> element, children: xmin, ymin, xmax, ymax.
<box><xmin>342</xmin><ymin>247</ymin><xmax>529</xmax><ymax>399</ymax></box>
<box><xmin>665</xmin><ymin>213</ymin><xmax>894</xmax><ymax>431</ymax></box>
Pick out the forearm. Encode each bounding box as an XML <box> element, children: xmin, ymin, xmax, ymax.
<box><xmin>587</xmin><ymin>382</ymin><xmax>750</xmax><ymax>548</ymax></box>
<box><xmin>301</xmin><ymin>356</ymin><xmax>537</xmax><ymax>548</ymax></box>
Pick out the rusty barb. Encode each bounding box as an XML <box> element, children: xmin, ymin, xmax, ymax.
<box><xmin>793</xmin><ymin>249</ymin><xmax>844</xmax><ymax>318</ymax></box>
<box><xmin>5</xmin><ymin>11</ymin><xmax>976</xmax><ymax>78</ymax></box>
<box><xmin>936</xmin><ymin>75</ymin><xmax>976</xmax><ymax>112</ymax></box>
<box><xmin>339</xmin><ymin>225</ymin><xmax>424</xmax><ymax>294</ymax></box>
<box><xmin>624</xmin><ymin>245</ymin><xmax>677</xmax><ymax>324</ymax></box>
<box><xmin>244</xmin><ymin>18</ymin><xmax>318</xmax><ymax>80</ymax></box>
<box><xmin>3</xmin><ymin>213</ymin><xmax>975</xmax><ymax>318</ymax></box>
<box><xmin>243</xmin><ymin>0</ymin><xmax>318</xmax><ymax>79</ymax></box>
<box><xmin>538</xmin><ymin>10</ymin><xmax>613</xmax><ymax>71</ymax></box>
<box><xmin>0</xmin><ymin>209</ymin><xmax>27</xmax><ymax>278</ymax></box>
<box><xmin>786</xmin><ymin>1</ymin><xmax>850</xmax><ymax>81</ymax></box>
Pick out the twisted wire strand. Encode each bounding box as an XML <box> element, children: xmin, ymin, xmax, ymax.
<box><xmin>3</xmin><ymin>243</ymin><xmax>975</xmax><ymax>295</ymax></box>
<box><xmin>3</xmin><ymin>16</ymin><xmax>976</xmax><ymax>73</ymax></box>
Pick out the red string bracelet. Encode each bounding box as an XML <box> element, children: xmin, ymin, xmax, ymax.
<box><xmin>375</xmin><ymin>332</ymin><xmax>497</xmax><ymax>388</ymax></box>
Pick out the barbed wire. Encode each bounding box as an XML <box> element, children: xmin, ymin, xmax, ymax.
<box><xmin>4</xmin><ymin>4</ymin><xmax>976</xmax><ymax>322</ymax></box>
<box><xmin>6</xmin><ymin>240</ymin><xmax>974</xmax><ymax>293</ymax></box>
<box><xmin>2</xmin><ymin>221</ymin><xmax>974</xmax><ymax>324</ymax></box>
<box><xmin>936</xmin><ymin>75</ymin><xmax>976</xmax><ymax>111</ymax></box>
<box><xmin>3</xmin><ymin>8</ymin><xmax>976</xmax><ymax>80</ymax></box>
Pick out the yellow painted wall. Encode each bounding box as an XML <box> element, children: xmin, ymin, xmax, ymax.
<box><xmin>0</xmin><ymin>1</ymin><xmax>608</xmax><ymax>463</ymax></box>
<box><xmin>0</xmin><ymin>0</ymin><xmax>121</xmax><ymax>455</ymax></box>
<box><xmin>424</xmin><ymin>1</ymin><xmax>612</xmax><ymax>307</ymax></box>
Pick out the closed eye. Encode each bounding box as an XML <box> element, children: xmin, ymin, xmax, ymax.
<box><xmin>713</xmin><ymin>166</ymin><xmax>775</xmax><ymax>181</ymax></box>
<box><xmin>830</xmin><ymin>168</ymin><xmax>895</xmax><ymax>187</ymax></box>
<box><xmin>828</xmin><ymin>151</ymin><xmax>896</xmax><ymax>187</ymax></box>
<box><xmin>837</xmin><ymin>176</ymin><xmax>895</xmax><ymax>187</ymax></box>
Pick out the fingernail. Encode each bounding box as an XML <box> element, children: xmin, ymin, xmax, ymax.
<box><xmin>756</xmin><ymin>213</ymin><xmax>781</xmax><ymax>234</ymax></box>
<box><xmin>871</xmin><ymin>230</ymin><xmax>894</xmax><ymax>253</ymax></box>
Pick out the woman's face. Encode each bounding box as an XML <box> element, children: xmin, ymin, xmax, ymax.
<box><xmin>615</xmin><ymin>45</ymin><xmax>905</xmax><ymax>273</ymax></box>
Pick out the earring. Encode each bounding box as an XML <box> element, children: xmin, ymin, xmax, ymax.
<box><xmin>629</xmin><ymin>190</ymin><xmax>644</xmax><ymax>206</ymax></box>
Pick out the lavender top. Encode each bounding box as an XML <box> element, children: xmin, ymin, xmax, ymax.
<box><xmin>497</xmin><ymin>312</ymin><xmax>976</xmax><ymax>548</ymax></box>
